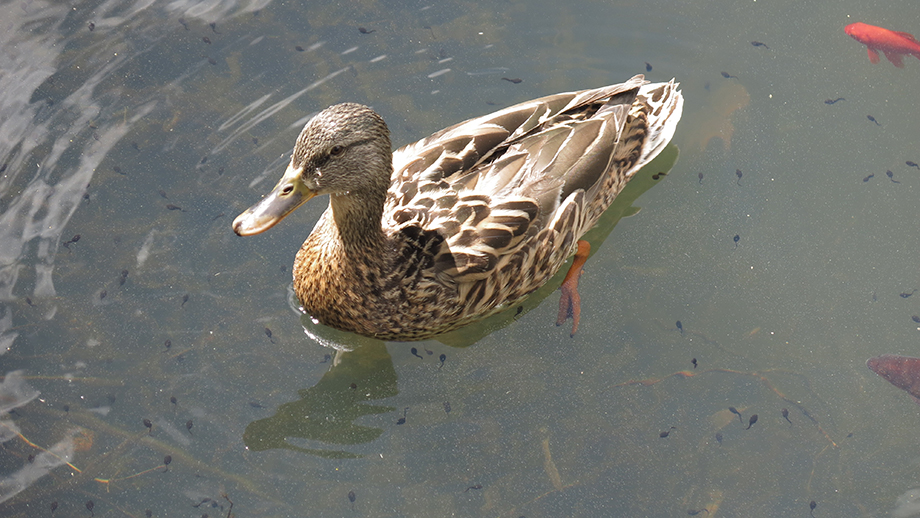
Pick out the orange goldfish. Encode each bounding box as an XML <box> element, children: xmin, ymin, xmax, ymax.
<box><xmin>845</xmin><ymin>22</ymin><xmax>920</xmax><ymax>67</ymax></box>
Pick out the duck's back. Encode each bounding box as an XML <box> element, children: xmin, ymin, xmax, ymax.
<box><xmin>364</xmin><ymin>75</ymin><xmax>683</xmax><ymax>338</ymax></box>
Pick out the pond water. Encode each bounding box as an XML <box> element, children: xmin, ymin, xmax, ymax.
<box><xmin>2</xmin><ymin>0</ymin><xmax>920</xmax><ymax>516</ymax></box>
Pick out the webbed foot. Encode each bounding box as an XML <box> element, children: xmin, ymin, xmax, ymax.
<box><xmin>556</xmin><ymin>240</ymin><xmax>590</xmax><ymax>337</ymax></box>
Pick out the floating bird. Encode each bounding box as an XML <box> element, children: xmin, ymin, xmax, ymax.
<box><xmin>233</xmin><ymin>75</ymin><xmax>683</xmax><ymax>340</ymax></box>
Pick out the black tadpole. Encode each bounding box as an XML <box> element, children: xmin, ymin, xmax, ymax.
<box><xmin>729</xmin><ymin>406</ymin><xmax>742</xmax><ymax>423</ymax></box>
<box><xmin>745</xmin><ymin>414</ymin><xmax>758</xmax><ymax>429</ymax></box>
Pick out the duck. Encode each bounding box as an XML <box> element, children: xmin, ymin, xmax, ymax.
<box><xmin>232</xmin><ymin>74</ymin><xmax>683</xmax><ymax>341</ymax></box>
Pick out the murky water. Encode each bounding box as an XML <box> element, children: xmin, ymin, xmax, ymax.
<box><xmin>2</xmin><ymin>0</ymin><xmax>920</xmax><ymax>516</ymax></box>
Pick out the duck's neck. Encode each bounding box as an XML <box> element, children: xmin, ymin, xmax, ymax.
<box><xmin>328</xmin><ymin>189</ymin><xmax>387</xmax><ymax>253</ymax></box>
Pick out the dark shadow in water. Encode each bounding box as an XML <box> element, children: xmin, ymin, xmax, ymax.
<box><xmin>242</xmin><ymin>340</ymin><xmax>396</xmax><ymax>459</ymax></box>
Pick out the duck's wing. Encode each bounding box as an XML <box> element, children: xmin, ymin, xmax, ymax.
<box><xmin>385</xmin><ymin>75</ymin><xmax>680</xmax><ymax>281</ymax></box>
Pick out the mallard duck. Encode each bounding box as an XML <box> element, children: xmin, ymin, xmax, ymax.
<box><xmin>233</xmin><ymin>74</ymin><xmax>683</xmax><ymax>341</ymax></box>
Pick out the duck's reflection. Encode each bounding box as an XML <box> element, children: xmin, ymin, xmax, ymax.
<box><xmin>242</xmin><ymin>332</ymin><xmax>395</xmax><ymax>459</ymax></box>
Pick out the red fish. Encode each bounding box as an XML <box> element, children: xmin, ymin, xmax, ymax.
<box><xmin>867</xmin><ymin>354</ymin><xmax>920</xmax><ymax>403</ymax></box>
<box><xmin>845</xmin><ymin>22</ymin><xmax>920</xmax><ymax>68</ymax></box>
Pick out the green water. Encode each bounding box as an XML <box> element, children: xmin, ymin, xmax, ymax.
<box><xmin>2</xmin><ymin>0</ymin><xmax>920</xmax><ymax>516</ymax></box>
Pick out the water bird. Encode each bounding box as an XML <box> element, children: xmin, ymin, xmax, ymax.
<box><xmin>233</xmin><ymin>76</ymin><xmax>683</xmax><ymax>340</ymax></box>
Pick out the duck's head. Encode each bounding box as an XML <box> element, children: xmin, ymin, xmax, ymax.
<box><xmin>232</xmin><ymin>103</ymin><xmax>392</xmax><ymax>236</ymax></box>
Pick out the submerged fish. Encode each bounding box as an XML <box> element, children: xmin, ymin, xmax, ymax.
<box><xmin>845</xmin><ymin>22</ymin><xmax>920</xmax><ymax>68</ymax></box>
<box><xmin>867</xmin><ymin>354</ymin><xmax>920</xmax><ymax>402</ymax></box>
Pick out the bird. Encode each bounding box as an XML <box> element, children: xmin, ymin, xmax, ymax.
<box><xmin>232</xmin><ymin>74</ymin><xmax>683</xmax><ymax>341</ymax></box>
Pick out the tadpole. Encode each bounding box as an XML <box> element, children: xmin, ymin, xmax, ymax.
<box><xmin>729</xmin><ymin>407</ymin><xmax>742</xmax><ymax>423</ymax></box>
<box><xmin>745</xmin><ymin>414</ymin><xmax>758</xmax><ymax>429</ymax></box>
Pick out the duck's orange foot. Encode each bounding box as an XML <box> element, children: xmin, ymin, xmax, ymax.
<box><xmin>556</xmin><ymin>240</ymin><xmax>590</xmax><ymax>337</ymax></box>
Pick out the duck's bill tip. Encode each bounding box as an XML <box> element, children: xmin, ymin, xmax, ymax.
<box><xmin>231</xmin><ymin>182</ymin><xmax>316</xmax><ymax>236</ymax></box>
<box><xmin>232</xmin><ymin>210</ymin><xmax>272</xmax><ymax>236</ymax></box>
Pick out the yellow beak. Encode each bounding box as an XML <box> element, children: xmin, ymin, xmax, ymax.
<box><xmin>232</xmin><ymin>165</ymin><xmax>317</xmax><ymax>236</ymax></box>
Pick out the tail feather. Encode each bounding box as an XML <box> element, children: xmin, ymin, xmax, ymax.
<box><xmin>630</xmin><ymin>80</ymin><xmax>684</xmax><ymax>178</ymax></box>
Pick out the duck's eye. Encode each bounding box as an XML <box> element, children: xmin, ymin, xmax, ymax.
<box><xmin>330</xmin><ymin>145</ymin><xmax>345</xmax><ymax>156</ymax></box>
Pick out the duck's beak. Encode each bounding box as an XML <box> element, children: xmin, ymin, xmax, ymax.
<box><xmin>232</xmin><ymin>165</ymin><xmax>317</xmax><ymax>236</ymax></box>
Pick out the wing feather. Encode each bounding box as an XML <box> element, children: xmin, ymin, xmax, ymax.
<box><xmin>384</xmin><ymin>75</ymin><xmax>678</xmax><ymax>282</ymax></box>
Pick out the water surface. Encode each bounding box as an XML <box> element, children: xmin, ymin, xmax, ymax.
<box><xmin>2</xmin><ymin>0</ymin><xmax>920</xmax><ymax>516</ymax></box>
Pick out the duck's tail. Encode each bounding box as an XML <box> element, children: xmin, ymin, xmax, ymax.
<box><xmin>623</xmin><ymin>79</ymin><xmax>684</xmax><ymax>180</ymax></box>
<box><xmin>581</xmin><ymin>78</ymin><xmax>683</xmax><ymax>216</ymax></box>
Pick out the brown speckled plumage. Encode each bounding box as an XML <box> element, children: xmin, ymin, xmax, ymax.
<box><xmin>233</xmin><ymin>75</ymin><xmax>683</xmax><ymax>340</ymax></box>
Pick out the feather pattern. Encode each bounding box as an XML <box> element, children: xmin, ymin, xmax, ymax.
<box><xmin>233</xmin><ymin>74</ymin><xmax>683</xmax><ymax>340</ymax></box>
